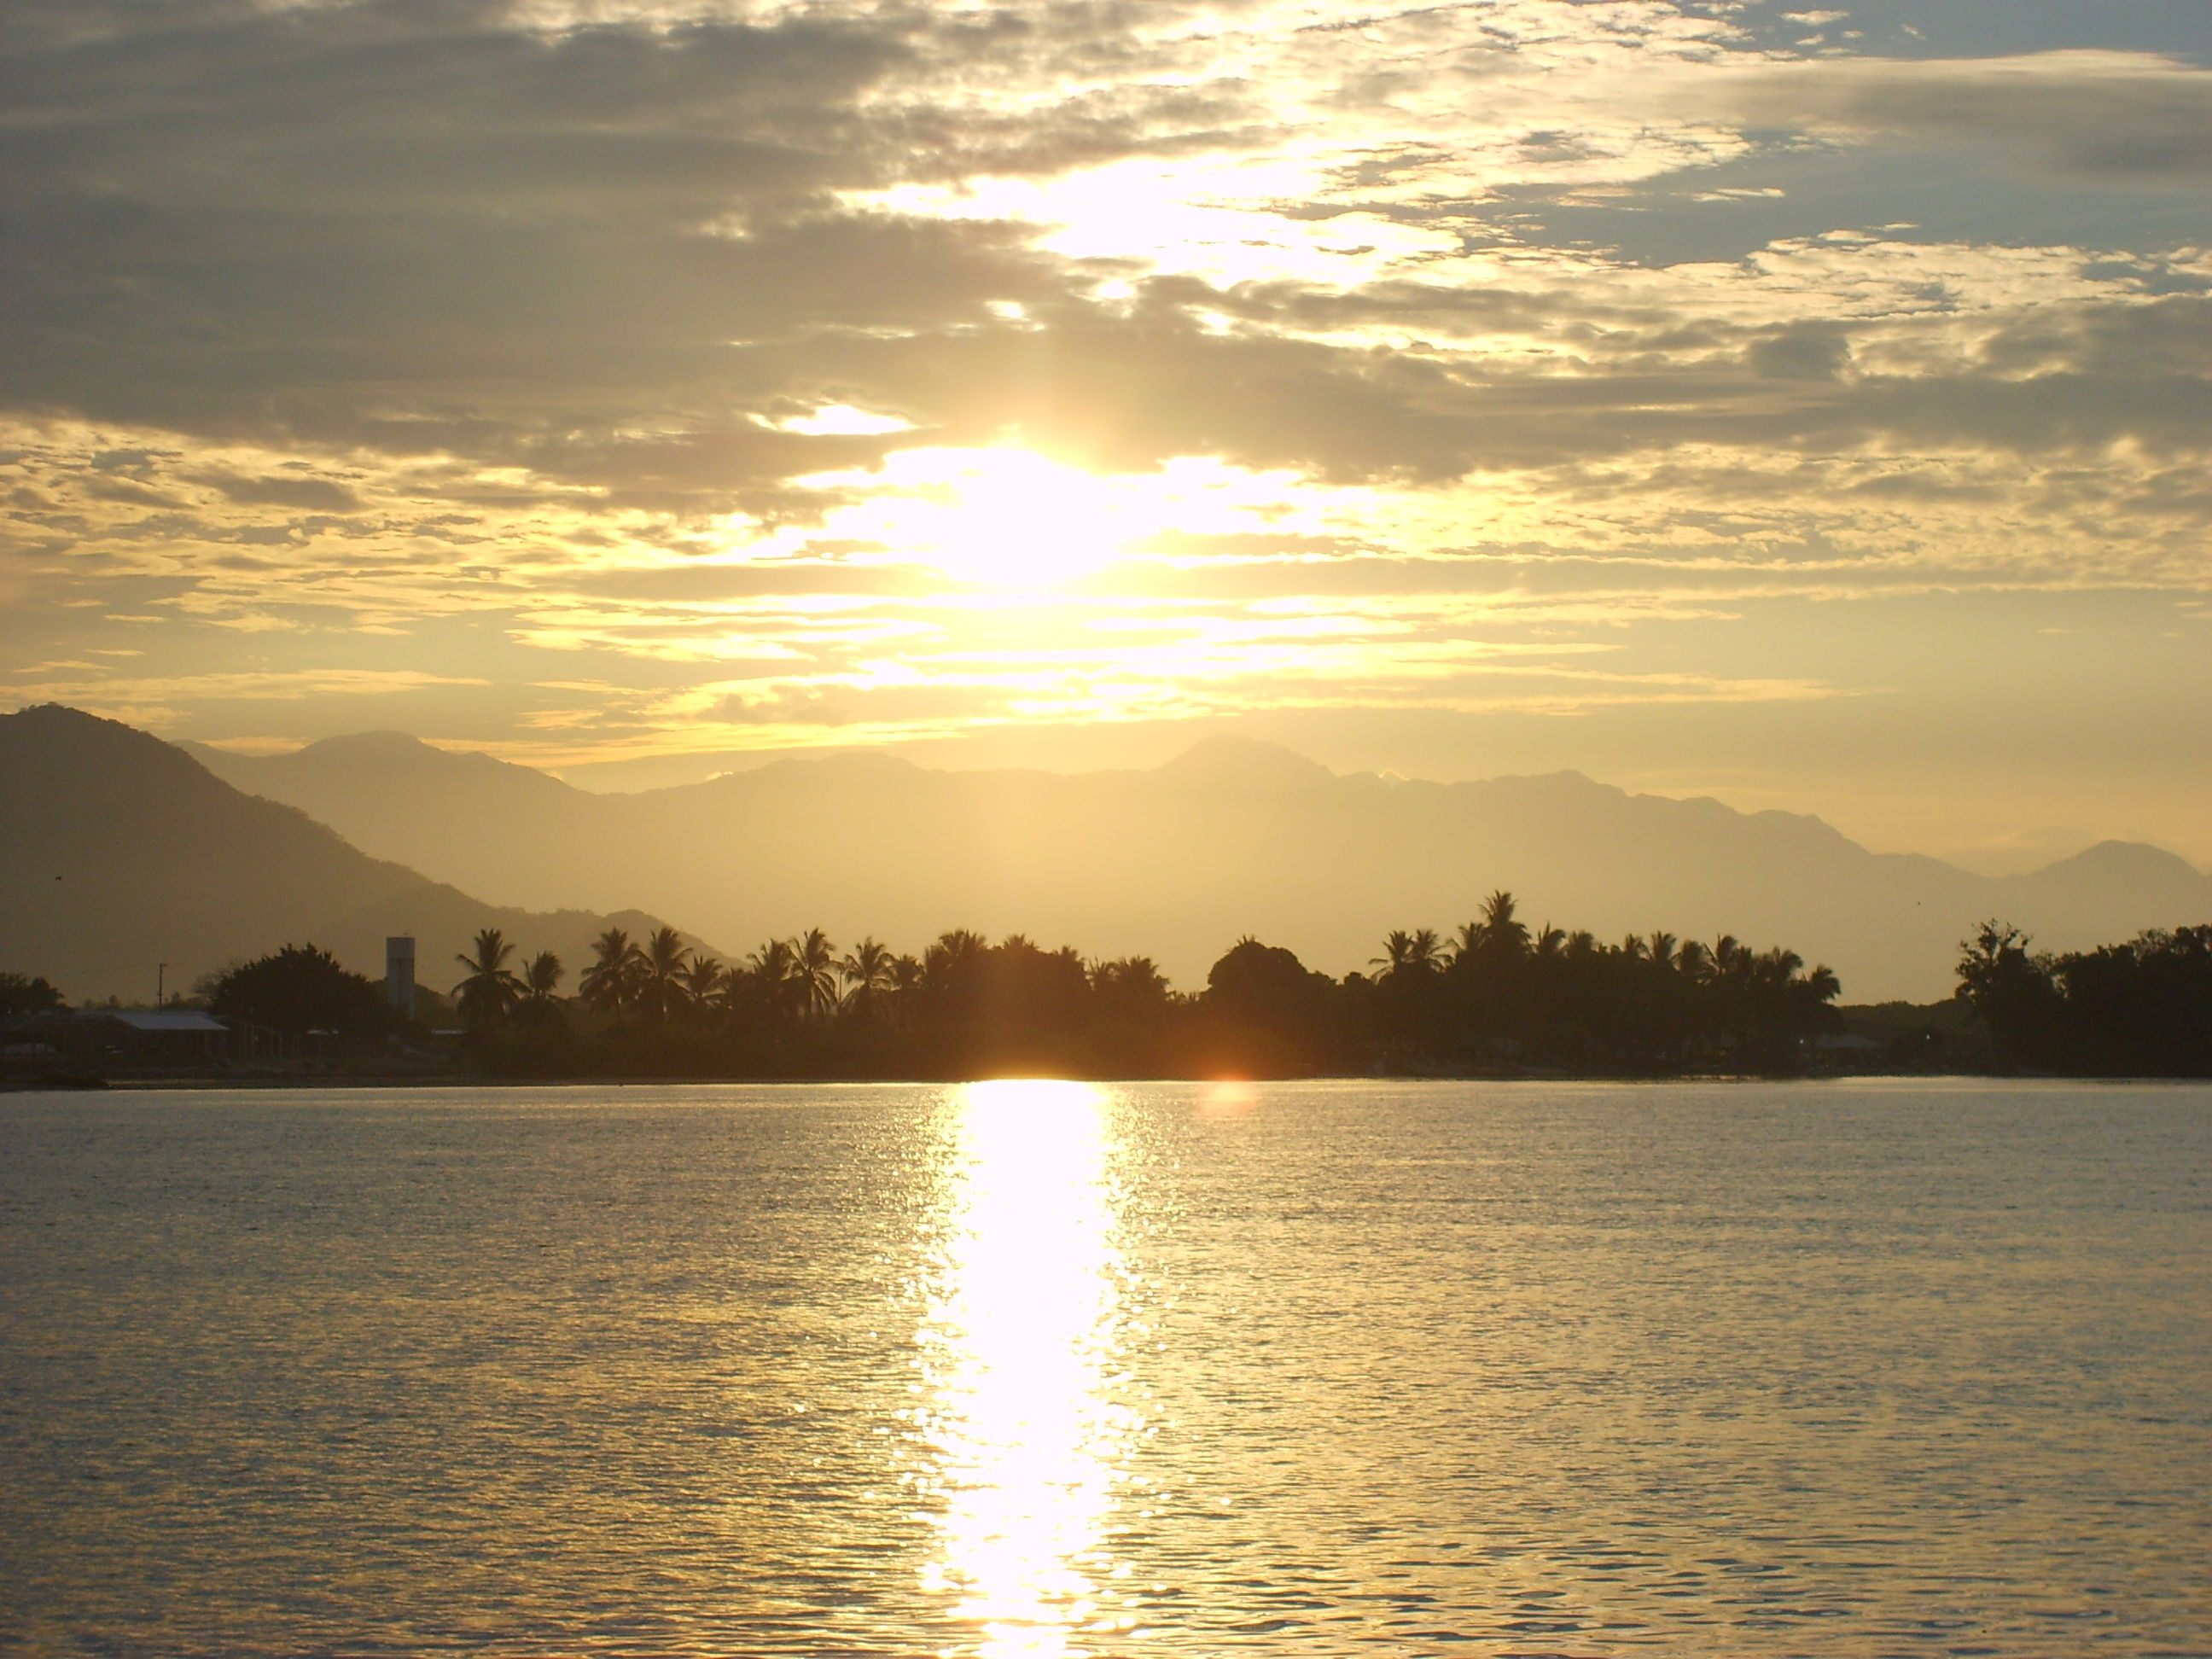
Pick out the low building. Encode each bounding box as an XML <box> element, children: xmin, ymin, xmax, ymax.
<box><xmin>83</xmin><ymin>1010</ymin><xmax>234</xmax><ymax>1065</ymax></box>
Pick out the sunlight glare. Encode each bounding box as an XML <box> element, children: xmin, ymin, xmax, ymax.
<box><xmin>767</xmin><ymin>404</ymin><xmax>915</xmax><ymax>437</ymax></box>
<box><xmin>792</xmin><ymin>447</ymin><xmax>1342</xmax><ymax>593</ymax></box>
<box><xmin>847</xmin><ymin>450</ymin><xmax>1128</xmax><ymax>589</ymax></box>
<box><xmin>916</xmin><ymin>1080</ymin><xmax>1137</xmax><ymax>1657</ymax></box>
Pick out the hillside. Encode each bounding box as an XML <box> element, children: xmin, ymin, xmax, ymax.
<box><xmin>2</xmin><ymin>706</ymin><xmax>695</xmax><ymax>1001</ymax></box>
<box><xmin>189</xmin><ymin>729</ymin><xmax>2212</xmax><ymax>1002</ymax></box>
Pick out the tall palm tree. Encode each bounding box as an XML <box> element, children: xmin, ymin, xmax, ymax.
<box><xmin>838</xmin><ymin>936</ymin><xmax>896</xmax><ymax>1018</ymax></box>
<box><xmin>521</xmin><ymin>951</ymin><xmax>564</xmax><ymax>1002</ymax></box>
<box><xmin>886</xmin><ymin>952</ymin><xmax>926</xmax><ymax>1024</ymax></box>
<box><xmin>509</xmin><ymin>949</ymin><xmax>567</xmax><ymax>1032</ymax></box>
<box><xmin>794</xmin><ymin>928</ymin><xmax>840</xmax><ymax>1017</ymax></box>
<box><xmin>1648</xmin><ymin>932</ymin><xmax>1679</xmax><ymax>973</ymax></box>
<box><xmin>678</xmin><ymin>955</ymin><xmax>725</xmax><ymax>1018</ymax></box>
<box><xmin>452</xmin><ymin>928</ymin><xmax>523</xmax><ymax>1031</ymax></box>
<box><xmin>1372</xmin><ymin>928</ymin><xmax>1443</xmax><ymax>981</ymax></box>
<box><xmin>637</xmin><ymin>925</ymin><xmax>690</xmax><ymax>1022</ymax></box>
<box><xmin>1477</xmin><ymin>889</ymin><xmax>1529</xmax><ymax>956</ymax></box>
<box><xmin>746</xmin><ymin>937</ymin><xmax>800</xmax><ymax>1018</ymax></box>
<box><xmin>1754</xmin><ymin>946</ymin><xmax>1804</xmax><ymax>987</ymax></box>
<box><xmin>580</xmin><ymin>928</ymin><xmax>646</xmax><ymax>1019</ymax></box>
<box><xmin>923</xmin><ymin>929</ymin><xmax>987</xmax><ymax>987</ymax></box>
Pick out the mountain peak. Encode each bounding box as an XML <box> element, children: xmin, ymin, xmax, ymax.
<box><xmin>4</xmin><ymin>702</ymin><xmax>219</xmax><ymax>789</ymax></box>
<box><xmin>2023</xmin><ymin>840</ymin><xmax>2208</xmax><ymax>885</ymax></box>
<box><xmin>1153</xmin><ymin>735</ymin><xmax>1336</xmax><ymax>789</ymax></box>
<box><xmin>290</xmin><ymin>731</ymin><xmax>466</xmax><ymax>766</ymax></box>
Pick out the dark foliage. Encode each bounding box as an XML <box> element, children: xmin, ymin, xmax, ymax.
<box><xmin>1958</xmin><ymin>922</ymin><xmax>2212</xmax><ymax>1075</ymax></box>
<box><xmin>461</xmin><ymin>892</ymin><xmax>1844</xmax><ymax>1080</ymax></box>
<box><xmin>206</xmin><ymin>943</ymin><xmax>400</xmax><ymax>1039</ymax></box>
<box><xmin>0</xmin><ymin>972</ymin><xmax>67</xmax><ymax>1018</ymax></box>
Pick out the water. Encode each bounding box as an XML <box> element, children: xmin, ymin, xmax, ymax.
<box><xmin>2</xmin><ymin>1079</ymin><xmax>2205</xmax><ymax>1658</ymax></box>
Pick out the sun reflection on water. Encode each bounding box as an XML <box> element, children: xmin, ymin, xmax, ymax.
<box><xmin>915</xmin><ymin>1080</ymin><xmax>1137</xmax><ymax>1656</ymax></box>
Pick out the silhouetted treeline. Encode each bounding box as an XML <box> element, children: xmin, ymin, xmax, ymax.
<box><xmin>38</xmin><ymin>908</ymin><xmax>2189</xmax><ymax>1080</ymax></box>
<box><xmin>431</xmin><ymin>890</ymin><xmax>1845</xmax><ymax>1078</ymax></box>
<box><xmin>207</xmin><ymin>944</ymin><xmax>403</xmax><ymax>1040</ymax></box>
<box><xmin>0</xmin><ymin>973</ymin><xmax>66</xmax><ymax>1018</ymax></box>
<box><xmin>1957</xmin><ymin>922</ymin><xmax>2212</xmax><ymax>1076</ymax></box>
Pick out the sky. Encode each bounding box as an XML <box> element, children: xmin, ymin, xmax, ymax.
<box><xmin>3</xmin><ymin>0</ymin><xmax>2208</xmax><ymax>872</ymax></box>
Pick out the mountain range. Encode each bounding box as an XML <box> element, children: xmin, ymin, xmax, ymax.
<box><xmin>1</xmin><ymin>706</ymin><xmax>687</xmax><ymax>1003</ymax></box>
<box><xmin>167</xmin><ymin>722</ymin><xmax>2212</xmax><ymax>1004</ymax></box>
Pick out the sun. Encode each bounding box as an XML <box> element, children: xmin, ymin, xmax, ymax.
<box><xmin>791</xmin><ymin>444</ymin><xmax>1343</xmax><ymax>594</ymax></box>
<box><xmin>928</xmin><ymin>451</ymin><xmax>1129</xmax><ymax>588</ymax></box>
<box><xmin>824</xmin><ymin>447</ymin><xmax>1134</xmax><ymax>590</ymax></box>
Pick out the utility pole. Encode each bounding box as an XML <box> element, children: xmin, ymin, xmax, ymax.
<box><xmin>157</xmin><ymin>962</ymin><xmax>166</xmax><ymax>1006</ymax></box>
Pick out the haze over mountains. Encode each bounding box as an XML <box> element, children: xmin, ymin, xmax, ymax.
<box><xmin>184</xmin><ymin>724</ymin><xmax>2212</xmax><ymax>1004</ymax></box>
<box><xmin>1</xmin><ymin>706</ymin><xmax>684</xmax><ymax>1002</ymax></box>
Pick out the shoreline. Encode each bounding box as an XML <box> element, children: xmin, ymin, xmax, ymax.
<box><xmin>3</xmin><ymin>1067</ymin><xmax>2159</xmax><ymax>1092</ymax></box>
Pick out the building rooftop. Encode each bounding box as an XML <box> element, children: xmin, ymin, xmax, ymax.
<box><xmin>100</xmin><ymin>1010</ymin><xmax>229</xmax><ymax>1033</ymax></box>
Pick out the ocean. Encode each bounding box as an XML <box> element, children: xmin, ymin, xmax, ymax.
<box><xmin>3</xmin><ymin>1078</ymin><xmax>2205</xmax><ymax>1656</ymax></box>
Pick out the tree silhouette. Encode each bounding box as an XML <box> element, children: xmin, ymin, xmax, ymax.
<box><xmin>838</xmin><ymin>936</ymin><xmax>896</xmax><ymax>1019</ymax></box>
<box><xmin>509</xmin><ymin>950</ymin><xmax>567</xmax><ymax>1033</ymax></box>
<box><xmin>1372</xmin><ymin>928</ymin><xmax>1443</xmax><ymax>981</ymax></box>
<box><xmin>0</xmin><ymin>972</ymin><xmax>65</xmax><ymax>1017</ymax></box>
<box><xmin>453</xmin><ymin>928</ymin><xmax>523</xmax><ymax>1031</ymax></box>
<box><xmin>678</xmin><ymin>954</ymin><xmax>726</xmax><ymax>1020</ymax></box>
<box><xmin>149</xmin><ymin>894</ymin><xmax>1946</xmax><ymax>1080</ymax></box>
<box><xmin>580</xmin><ymin>928</ymin><xmax>646</xmax><ymax>1019</ymax></box>
<box><xmin>521</xmin><ymin>951</ymin><xmax>564</xmax><ymax>1002</ymax></box>
<box><xmin>637</xmin><ymin>925</ymin><xmax>690</xmax><ymax>1022</ymax></box>
<box><xmin>209</xmin><ymin>944</ymin><xmax>396</xmax><ymax>1040</ymax></box>
<box><xmin>1476</xmin><ymin>890</ymin><xmax>1529</xmax><ymax>957</ymax></box>
<box><xmin>1090</xmin><ymin>955</ymin><xmax>1173</xmax><ymax>1010</ymax></box>
<box><xmin>794</xmin><ymin>928</ymin><xmax>839</xmax><ymax>1017</ymax></box>
<box><xmin>747</xmin><ymin>937</ymin><xmax>802</xmax><ymax>1021</ymax></box>
<box><xmin>1955</xmin><ymin>921</ymin><xmax>2059</xmax><ymax>1068</ymax></box>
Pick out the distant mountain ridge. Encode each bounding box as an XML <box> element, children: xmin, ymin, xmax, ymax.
<box><xmin>183</xmin><ymin>727</ymin><xmax>2212</xmax><ymax>1003</ymax></box>
<box><xmin>2</xmin><ymin>706</ymin><xmax>700</xmax><ymax>1001</ymax></box>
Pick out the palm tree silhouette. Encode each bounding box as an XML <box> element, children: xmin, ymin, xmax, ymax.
<box><xmin>678</xmin><ymin>954</ymin><xmax>725</xmax><ymax>1018</ymax></box>
<box><xmin>521</xmin><ymin>951</ymin><xmax>564</xmax><ymax>1002</ymax></box>
<box><xmin>453</xmin><ymin>928</ymin><xmax>523</xmax><ymax>1030</ymax></box>
<box><xmin>838</xmin><ymin>936</ymin><xmax>896</xmax><ymax>1019</ymax></box>
<box><xmin>795</xmin><ymin>928</ymin><xmax>840</xmax><ymax>1017</ymax></box>
<box><xmin>1372</xmin><ymin>928</ymin><xmax>1443</xmax><ymax>980</ymax></box>
<box><xmin>637</xmin><ymin>925</ymin><xmax>690</xmax><ymax>1022</ymax></box>
<box><xmin>580</xmin><ymin>928</ymin><xmax>646</xmax><ymax>1019</ymax></box>
<box><xmin>747</xmin><ymin>938</ymin><xmax>803</xmax><ymax>1021</ymax></box>
<box><xmin>1477</xmin><ymin>889</ymin><xmax>1529</xmax><ymax>956</ymax></box>
<box><xmin>886</xmin><ymin>952</ymin><xmax>925</xmax><ymax>1024</ymax></box>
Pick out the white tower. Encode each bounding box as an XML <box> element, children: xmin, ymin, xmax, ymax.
<box><xmin>385</xmin><ymin>936</ymin><xmax>416</xmax><ymax>1018</ymax></box>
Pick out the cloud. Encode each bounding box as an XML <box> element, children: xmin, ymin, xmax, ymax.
<box><xmin>1723</xmin><ymin>52</ymin><xmax>2212</xmax><ymax>183</ymax></box>
<box><xmin>194</xmin><ymin>472</ymin><xmax>364</xmax><ymax>511</ymax></box>
<box><xmin>3</xmin><ymin>0</ymin><xmax>2209</xmax><ymax>806</ymax></box>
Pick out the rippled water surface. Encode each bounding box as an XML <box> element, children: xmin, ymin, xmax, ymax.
<box><xmin>3</xmin><ymin>1079</ymin><xmax>2206</xmax><ymax>1657</ymax></box>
